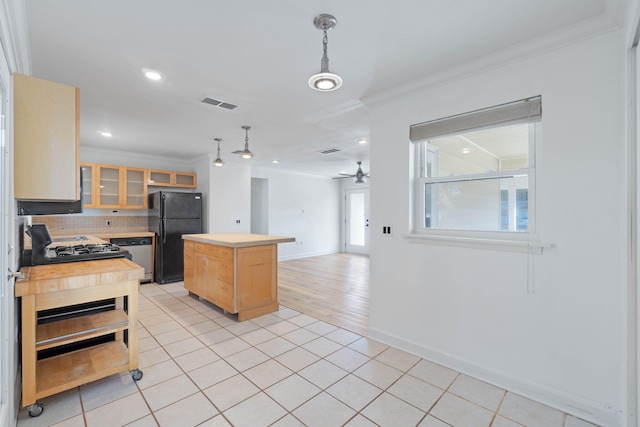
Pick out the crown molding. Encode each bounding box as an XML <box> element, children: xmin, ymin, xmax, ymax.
<box><xmin>81</xmin><ymin>145</ymin><xmax>199</xmax><ymax>166</ymax></box>
<box><xmin>361</xmin><ymin>10</ymin><xmax>622</xmax><ymax>108</ymax></box>
<box><xmin>0</xmin><ymin>0</ymin><xmax>31</xmax><ymax>74</ymax></box>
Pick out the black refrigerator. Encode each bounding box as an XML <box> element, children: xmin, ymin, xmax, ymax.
<box><xmin>149</xmin><ymin>191</ymin><xmax>202</xmax><ymax>284</ymax></box>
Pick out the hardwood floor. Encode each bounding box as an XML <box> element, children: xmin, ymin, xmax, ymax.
<box><xmin>277</xmin><ymin>252</ymin><xmax>370</xmax><ymax>335</ymax></box>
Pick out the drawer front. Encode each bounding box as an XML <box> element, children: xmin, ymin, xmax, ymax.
<box><xmin>217</xmin><ymin>246</ymin><xmax>234</xmax><ymax>260</ymax></box>
<box><xmin>217</xmin><ymin>260</ymin><xmax>234</xmax><ymax>283</ymax></box>
<box><xmin>217</xmin><ymin>281</ymin><xmax>233</xmax><ymax>311</ymax></box>
<box><xmin>194</xmin><ymin>242</ymin><xmax>217</xmax><ymax>257</ymax></box>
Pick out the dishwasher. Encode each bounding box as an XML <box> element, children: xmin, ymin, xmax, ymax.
<box><xmin>110</xmin><ymin>237</ymin><xmax>153</xmax><ymax>283</ymax></box>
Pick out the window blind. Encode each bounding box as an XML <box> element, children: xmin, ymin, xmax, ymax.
<box><xmin>409</xmin><ymin>96</ymin><xmax>541</xmax><ymax>142</ymax></box>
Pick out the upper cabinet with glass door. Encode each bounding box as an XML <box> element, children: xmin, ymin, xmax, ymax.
<box><xmin>148</xmin><ymin>169</ymin><xmax>197</xmax><ymax>188</ymax></box>
<box><xmin>80</xmin><ymin>163</ymin><xmax>96</xmax><ymax>208</ymax></box>
<box><xmin>96</xmin><ymin>165</ymin><xmax>147</xmax><ymax>209</ymax></box>
<box><xmin>125</xmin><ymin>167</ymin><xmax>147</xmax><ymax>209</ymax></box>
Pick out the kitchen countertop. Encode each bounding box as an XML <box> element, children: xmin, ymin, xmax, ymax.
<box><xmin>182</xmin><ymin>233</ymin><xmax>295</xmax><ymax>248</ymax></box>
<box><xmin>93</xmin><ymin>232</ymin><xmax>155</xmax><ymax>240</ymax></box>
<box><xmin>15</xmin><ymin>258</ymin><xmax>144</xmax><ymax>296</ymax></box>
<box><xmin>51</xmin><ymin>231</ymin><xmax>155</xmax><ymax>240</ymax></box>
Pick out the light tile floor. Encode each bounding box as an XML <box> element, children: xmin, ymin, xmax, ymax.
<box><xmin>17</xmin><ymin>282</ymin><xmax>601</xmax><ymax>427</ymax></box>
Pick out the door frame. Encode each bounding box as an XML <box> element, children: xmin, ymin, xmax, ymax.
<box><xmin>0</xmin><ymin>2</ymin><xmax>30</xmax><ymax>425</ymax></box>
<box><xmin>0</xmin><ymin>53</ymin><xmax>10</xmax><ymax>427</ymax></box>
<box><xmin>628</xmin><ymin>8</ymin><xmax>640</xmax><ymax>426</ymax></box>
<box><xmin>0</xmin><ymin>23</ymin><xmax>16</xmax><ymax>427</ymax></box>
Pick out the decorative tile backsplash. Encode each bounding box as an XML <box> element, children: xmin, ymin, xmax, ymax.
<box><xmin>35</xmin><ymin>215</ymin><xmax>148</xmax><ymax>236</ymax></box>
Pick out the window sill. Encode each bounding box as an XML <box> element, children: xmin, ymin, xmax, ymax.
<box><xmin>404</xmin><ymin>233</ymin><xmax>553</xmax><ymax>254</ymax></box>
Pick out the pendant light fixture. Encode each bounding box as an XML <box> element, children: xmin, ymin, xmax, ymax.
<box><xmin>241</xmin><ymin>125</ymin><xmax>253</xmax><ymax>159</ymax></box>
<box><xmin>213</xmin><ymin>138</ymin><xmax>224</xmax><ymax>167</ymax></box>
<box><xmin>308</xmin><ymin>14</ymin><xmax>342</xmax><ymax>92</ymax></box>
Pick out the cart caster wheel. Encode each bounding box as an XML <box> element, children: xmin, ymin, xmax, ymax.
<box><xmin>131</xmin><ymin>369</ymin><xmax>143</xmax><ymax>381</ymax></box>
<box><xmin>28</xmin><ymin>403</ymin><xmax>44</xmax><ymax>417</ymax></box>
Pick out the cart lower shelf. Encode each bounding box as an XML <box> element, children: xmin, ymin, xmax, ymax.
<box><xmin>35</xmin><ymin>341</ymin><xmax>129</xmax><ymax>399</ymax></box>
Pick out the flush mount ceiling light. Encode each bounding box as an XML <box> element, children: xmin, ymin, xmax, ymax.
<box><xmin>142</xmin><ymin>68</ymin><xmax>162</xmax><ymax>81</ymax></box>
<box><xmin>308</xmin><ymin>14</ymin><xmax>342</xmax><ymax>92</ymax></box>
<box><xmin>213</xmin><ymin>138</ymin><xmax>224</xmax><ymax>167</ymax></box>
<box><xmin>241</xmin><ymin>126</ymin><xmax>253</xmax><ymax>159</ymax></box>
<box><xmin>97</xmin><ymin>131</ymin><xmax>112</xmax><ymax>137</ymax></box>
<box><xmin>357</xmin><ymin>139</ymin><xmax>367</xmax><ymax>144</ymax></box>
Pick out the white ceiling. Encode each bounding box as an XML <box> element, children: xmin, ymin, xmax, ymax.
<box><xmin>23</xmin><ymin>0</ymin><xmax>623</xmax><ymax>178</ymax></box>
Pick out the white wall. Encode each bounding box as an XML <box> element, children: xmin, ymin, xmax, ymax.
<box><xmin>208</xmin><ymin>158</ymin><xmax>251</xmax><ymax>233</ymax></box>
<box><xmin>253</xmin><ymin>167</ymin><xmax>341</xmax><ymax>260</ymax></box>
<box><xmin>367</xmin><ymin>30</ymin><xmax>626</xmax><ymax>427</ymax></box>
<box><xmin>193</xmin><ymin>155</ymin><xmax>210</xmax><ymax>232</ymax></box>
<box><xmin>81</xmin><ymin>146</ymin><xmax>197</xmax><ymax>171</ymax></box>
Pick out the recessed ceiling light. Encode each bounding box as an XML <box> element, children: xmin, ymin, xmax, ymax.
<box><xmin>357</xmin><ymin>139</ymin><xmax>367</xmax><ymax>144</ymax></box>
<box><xmin>460</xmin><ymin>148</ymin><xmax>471</xmax><ymax>154</ymax></box>
<box><xmin>272</xmin><ymin>160</ymin><xmax>279</xmax><ymax>164</ymax></box>
<box><xmin>142</xmin><ymin>68</ymin><xmax>162</xmax><ymax>81</ymax></box>
<box><xmin>98</xmin><ymin>131</ymin><xmax>112</xmax><ymax>137</ymax></box>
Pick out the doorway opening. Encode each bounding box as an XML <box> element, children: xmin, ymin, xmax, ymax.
<box><xmin>251</xmin><ymin>178</ymin><xmax>268</xmax><ymax>234</ymax></box>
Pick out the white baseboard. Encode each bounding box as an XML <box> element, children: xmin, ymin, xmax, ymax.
<box><xmin>278</xmin><ymin>248</ymin><xmax>341</xmax><ymax>262</ymax></box>
<box><xmin>368</xmin><ymin>327</ymin><xmax>621</xmax><ymax>427</ymax></box>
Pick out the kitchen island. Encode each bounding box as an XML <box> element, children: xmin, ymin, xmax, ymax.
<box><xmin>15</xmin><ymin>258</ymin><xmax>144</xmax><ymax>416</ymax></box>
<box><xmin>182</xmin><ymin>233</ymin><xmax>295</xmax><ymax>321</ymax></box>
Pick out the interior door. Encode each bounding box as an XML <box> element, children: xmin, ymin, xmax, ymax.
<box><xmin>345</xmin><ymin>188</ymin><xmax>370</xmax><ymax>254</ymax></box>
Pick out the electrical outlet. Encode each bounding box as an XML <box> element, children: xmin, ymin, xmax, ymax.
<box><xmin>382</xmin><ymin>225</ymin><xmax>392</xmax><ymax>235</ymax></box>
<box><xmin>106</xmin><ymin>220</ymin><xmax>111</xmax><ymax>227</ymax></box>
<box><xmin>236</xmin><ymin>219</ymin><xmax>241</xmax><ymax>224</ymax></box>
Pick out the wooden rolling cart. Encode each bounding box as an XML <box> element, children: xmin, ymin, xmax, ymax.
<box><xmin>15</xmin><ymin>258</ymin><xmax>144</xmax><ymax>417</ymax></box>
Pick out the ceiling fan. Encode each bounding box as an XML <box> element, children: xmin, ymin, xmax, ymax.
<box><xmin>334</xmin><ymin>161</ymin><xmax>369</xmax><ymax>184</ymax></box>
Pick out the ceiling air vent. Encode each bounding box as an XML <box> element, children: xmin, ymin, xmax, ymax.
<box><xmin>231</xmin><ymin>150</ymin><xmax>244</xmax><ymax>154</ymax></box>
<box><xmin>218</xmin><ymin>102</ymin><xmax>238</xmax><ymax>110</ymax></box>
<box><xmin>319</xmin><ymin>148</ymin><xmax>341</xmax><ymax>155</ymax></box>
<box><xmin>201</xmin><ymin>97</ymin><xmax>238</xmax><ymax>110</ymax></box>
<box><xmin>201</xmin><ymin>97</ymin><xmax>221</xmax><ymax>106</ymax></box>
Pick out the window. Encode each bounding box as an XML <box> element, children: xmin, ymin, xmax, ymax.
<box><xmin>411</xmin><ymin>96</ymin><xmax>540</xmax><ymax>235</ymax></box>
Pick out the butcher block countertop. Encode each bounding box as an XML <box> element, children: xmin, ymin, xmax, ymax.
<box><xmin>182</xmin><ymin>233</ymin><xmax>295</xmax><ymax>248</ymax></box>
<box><xmin>15</xmin><ymin>258</ymin><xmax>144</xmax><ymax>297</ymax></box>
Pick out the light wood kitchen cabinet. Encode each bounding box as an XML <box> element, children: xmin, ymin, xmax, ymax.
<box><xmin>183</xmin><ymin>234</ymin><xmax>295</xmax><ymax>321</ymax></box>
<box><xmin>96</xmin><ymin>165</ymin><xmax>147</xmax><ymax>209</ymax></box>
<box><xmin>185</xmin><ymin>241</ymin><xmax>219</xmax><ymax>305</ymax></box>
<box><xmin>195</xmin><ymin>251</ymin><xmax>216</xmax><ymax>303</ymax></box>
<box><xmin>14</xmin><ymin>73</ymin><xmax>80</xmax><ymax>201</ymax></box>
<box><xmin>80</xmin><ymin>163</ymin><xmax>97</xmax><ymax>208</ymax></box>
<box><xmin>148</xmin><ymin>169</ymin><xmax>197</xmax><ymax>188</ymax></box>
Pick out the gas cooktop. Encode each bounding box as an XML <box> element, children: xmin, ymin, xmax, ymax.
<box><xmin>25</xmin><ymin>223</ymin><xmax>131</xmax><ymax>266</ymax></box>
<box><xmin>44</xmin><ymin>243</ymin><xmax>129</xmax><ymax>263</ymax></box>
